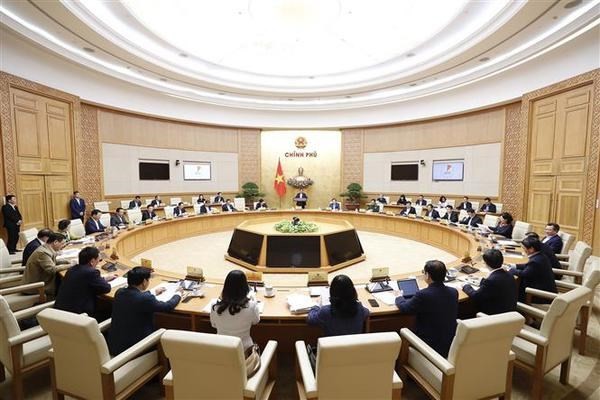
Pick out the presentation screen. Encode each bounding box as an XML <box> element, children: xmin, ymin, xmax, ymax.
<box><xmin>183</xmin><ymin>162</ymin><xmax>211</xmax><ymax>181</ymax></box>
<box><xmin>139</xmin><ymin>161</ymin><xmax>169</xmax><ymax>180</ymax></box>
<box><xmin>391</xmin><ymin>163</ymin><xmax>419</xmax><ymax>181</ymax></box>
<box><xmin>432</xmin><ymin>160</ymin><xmax>464</xmax><ymax>181</ymax></box>
<box><xmin>324</xmin><ymin>230</ymin><xmax>364</xmax><ymax>266</ymax></box>
<box><xmin>266</xmin><ymin>236</ymin><xmax>321</xmax><ymax>268</ymax></box>
<box><xmin>227</xmin><ymin>229</ymin><xmax>264</xmax><ymax>266</ymax></box>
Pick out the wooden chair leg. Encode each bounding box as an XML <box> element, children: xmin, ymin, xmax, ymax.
<box><xmin>165</xmin><ymin>384</ymin><xmax>174</xmax><ymax>400</ymax></box>
<box><xmin>50</xmin><ymin>359</ymin><xmax>64</xmax><ymax>400</ymax></box>
<box><xmin>392</xmin><ymin>387</ymin><xmax>401</xmax><ymax>400</ymax></box>
<box><xmin>502</xmin><ymin>360</ymin><xmax>514</xmax><ymax>400</ymax></box>
<box><xmin>11</xmin><ymin>371</ymin><xmax>23</xmax><ymax>400</ymax></box>
<box><xmin>0</xmin><ymin>362</ymin><xmax>5</xmax><ymax>382</ymax></box>
<box><xmin>578</xmin><ymin>307</ymin><xmax>589</xmax><ymax>355</ymax></box>
<box><xmin>559</xmin><ymin>357</ymin><xmax>571</xmax><ymax>385</ymax></box>
<box><xmin>531</xmin><ymin>368</ymin><xmax>544</xmax><ymax>400</ymax></box>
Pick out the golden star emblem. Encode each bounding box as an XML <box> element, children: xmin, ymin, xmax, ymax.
<box><xmin>275</xmin><ymin>174</ymin><xmax>284</xmax><ymax>183</ymax></box>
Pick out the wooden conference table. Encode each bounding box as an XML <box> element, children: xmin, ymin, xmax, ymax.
<box><xmin>84</xmin><ymin>210</ymin><xmax>525</xmax><ymax>351</ymax></box>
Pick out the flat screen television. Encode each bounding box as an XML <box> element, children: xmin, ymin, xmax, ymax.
<box><xmin>391</xmin><ymin>163</ymin><xmax>419</xmax><ymax>181</ymax></box>
<box><xmin>227</xmin><ymin>229</ymin><xmax>264</xmax><ymax>266</ymax></box>
<box><xmin>183</xmin><ymin>162</ymin><xmax>211</xmax><ymax>181</ymax></box>
<box><xmin>266</xmin><ymin>236</ymin><xmax>321</xmax><ymax>267</ymax></box>
<box><xmin>139</xmin><ymin>161</ymin><xmax>170</xmax><ymax>180</ymax></box>
<box><xmin>432</xmin><ymin>160</ymin><xmax>464</xmax><ymax>181</ymax></box>
<box><xmin>324</xmin><ymin>230</ymin><xmax>364</xmax><ymax>266</ymax></box>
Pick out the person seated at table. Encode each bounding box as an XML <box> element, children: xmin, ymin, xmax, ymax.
<box><xmin>462</xmin><ymin>249</ymin><xmax>517</xmax><ymax>315</ymax></box>
<box><xmin>508</xmin><ymin>236</ymin><xmax>557</xmax><ymax>302</ymax></box>
<box><xmin>22</xmin><ymin>228</ymin><xmax>52</xmax><ymax>267</ymax></box>
<box><xmin>141</xmin><ymin>205</ymin><xmax>157</xmax><ymax>221</ymax></box>
<box><xmin>128</xmin><ymin>195</ymin><xmax>142</xmax><ymax>209</ymax></box>
<box><xmin>54</xmin><ymin>246</ymin><xmax>116</xmax><ymax>319</ymax></box>
<box><xmin>460</xmin><ymin>208</ymin><xmax>482</xmax><ymax>227</ymax></box>
<box><xmin>424</xmin><ymin>204</ymin><xmax>440</xmax><ymax>219</ymax></box>
<box><xmin>108</xmin><ymin>267</ymin><xmax>182</xmax><ymax>355</ymax></box>
<box><xmin>85</xmin><ymin>209</ymin><xmax>106</xmax><ymax>235</ymax></box>
<box><xmin>375</xmin><ymin>194</ymin><xmax>387</xmax><ymax>204</ymax></box>
<box><xmin>196</xmin><ymin>194</ymin><xmax>206</xmax><ymax>204</ymax></box>
<box><xmin>328</xmin><ymin>198</ymin><xmax>341</xmax><ymax>211</ymax></box>
<box><xmin>173</xmin><ymin>202</ymin><xmax>187</xmax><ymax>217</ymax></box>
<box><xmin>399</xmin><ymin>201</ymin><xmax>416</xmax><ymax>216</ymax></box>
<box><xmin>396</xmin><ymin>194</ymin><xmax>407</xmax><ymax>205</ymax></box>
<box><xmin>438</xmin><ymin>195</ymin><xmax>448</xmax><ymax>208</ymax></box>
<box><xmin>441</xmin><ymin>205</ymin><xmax>459</xmax><ymax>223</ymax></box>
<box><xmin>22</xmin><ymin>233</ymin><xmax>70</xmax><ymax>298</ymax></box>
<box><xmin>255</xmin><ymin>199</ymin><xmax>268</xmax><ymax>210</ymax></box>
<box><xmin>456</xmin><ymin>196</ymin><xmax>472</xmax><ymax>210</ymax></box>
<box><xmin>222</xmin><ymin>199</ymin><xmax>237</xmax><ymax>212</ymax></box>
<box><xmin>524</xmin><ymin>231</ymin><xmax>561</xmax><ymax>270</ymax></box>
<box><xmin>110</xmin><ymin>207</ymin><xmax>127</xmax><ymax>228</ymax></box>
<box><xmin>395</xmin><ymin>260</ymin><xmax>458</xmax><ymax>357</ymax></box>
<box><xmin>149</xmin><ymin>195</ymin><xmax>162</xmax><ymax>208</ymax></box>
<box><xmin>490</xmin><ymin>212</ymin><xmax>513</xmax><ymax>238</ymax></box>
<box><xmin>210</xmin><ymin>270</ymin><xmax>260</xmax><ymax>351</ymax></box>
<box><xmin>480</xmin><ymin>197</ymin><xmax>497</xmax><ymax>213</ymax></box>
<box><xmin>415</xmin><ymin>195</ymin><xmax>427</xmax><ymax>206</ymax></box>
<box><xmin>198</xmin><ymin>202</ymin><xmax>210</xmax><ymax>214</ymax></box>
<box><xmin>213</xmin><ymin>192</ymin><xmax>225</xmax><ymax>204</ymax></box>
<box><xmin>57</xmin><ymin>219</ymin><xmax>72</xmax><ymax>242</ymax></box>
<box><xmin>366</xmin><ymin>199</ymin><xmax>380</xmax><ymax>212</ymax></box>
<box><xmin>542</xmin><ymin>222</ymin><xmax>563</xmax><ymax>254</ymax></box>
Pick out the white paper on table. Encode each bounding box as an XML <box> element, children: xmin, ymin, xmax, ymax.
<box><xmin>371</xmin><ymin>291</ymin><xmax>397</xmax><ymax>306</ymax></box>
<box><xmin>108</xmin><ymin>276</ymin><xmax>127</xmax><ymax>288</ymax></box>
<box><xmin>287</xmin><ymin>294</ymin><xmax>316</xmax><ymax>314</ymax></box>
<box><xmin>502</xmin><ymin>252</ymin><xmax>523</xmax><ymax>259</ymax></box>
<box><xmin>309</xmin><ymin>287</ymin><xmax>330</xmax><ymax>306</ymax></box>
<box><xmin>57</xmin><ymin>248</ymin><xmax>80</xmax><ymax>260</ymax></box>
<box><xmin>444</xmin><ymin>281</ymin><xmax>464</xmax><ymax>289</ymax></box>
<box><xmin>151</xmin><ymin>282</ymin><xmax>180</xmax><ymax>302</ymax></box>
<box><xmin>497</xmin><ymin>240</ymin><xmax>519</xmax><ymax>246</ymax></box>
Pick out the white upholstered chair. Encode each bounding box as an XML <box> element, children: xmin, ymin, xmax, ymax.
<box><xmin>18</xmin><ymin>228</ymin><xmax>38</xmax><ymax>249</ymax></box>
<box><xmin>512</xmin><ymin>221</ymin><xmax>533</xmax><ymax>241</ymax></box>
<box><xmin>483</xmin><ymin>214</ymin><xmax>499</xmax><ymax>228</ymax></box>
<box><xmin>557</xmin><ymin>231</ymin><xmax>574</xmax><ymax>254</ymax></box>
<box><xmin>0</xmin><ymin>296</ymin><xmax>54</xmax><ymax>399</ymax></box>
<box><xmin>37</xmin><ymin>308</ymin><xmax>165</xmax><ymax>400</ymax></box>
<box><xmin>119</xmin><ymin>200</ymin><xmax>130</xmax><ymax>209</ymax></box>
<box><xmin>93</xmin><ymin>201</ymin><xmax>110</xmax><ymax>212</ymax></box>
<box><xmin>511</xmin><ymin>286</ymin><xmax>591</xmax><ymax>399</ymax></box>
<box><xmin>99</xmin><ymin>213</ymin><xmax>111</xmax><ymax>228</ymax></box>
<box><xmin>163</xmin><ymin>206</ymin><xmax>175</xmax><ymax>219</ymax></box>
<box><xmin>0</xmin><ymin>239</ymin><xmax>18</xmax><ymax>271</ymax></box>
<box><xmin>470</xmin><ymin>201</ymin><xmax>480</xmax><ymax>211</ymax></box>
<box><xmin>556</xmin><ymin>241</ymin><xmax>592</xmax><ymax>279</ymax></box>
<box><xmin>145</xmin><ymin>198</ymin><xmax>153</xmax><ymax>205</ymax></box>
<box><xmin>127</xmin><ymin>209</ymin><xmax>143</xmax><ymax>224</ymax></box>
<box><xmin>161</xmin><ymin>330</ymin><xmax>278</xmax><ymax>400</ymax></box>
<box><xmin>446</xmin><ymin>199</ymin><xmax>455</xmax><ymax>207</ymax></box>
<box><xmin>68</xmin><ymin>219</ymin><xmax>86</xmax><ymax>239</ymax></box>
<box><xmin>399</xmin><ymin>312</ymin><xmax>524</xmax><ymax>400</ymax></box>
<box><xmin>495</xmin><ymin>202</ymin><xmax>503</xmax><ymax>213</ymax></box>
<box><xmin>169</xmin><ymin>197</ymin><xmax>182</xmax><ymax>206</ymax></box>
<box><xmin>296</xmin><ymin>332</ymin><xmax>402</xmax><ymax>400</ymax></box>
<box><xmin>0</xmin><ymin>279</ymin><xmax>45</xmax><ymax>311</ymax></box>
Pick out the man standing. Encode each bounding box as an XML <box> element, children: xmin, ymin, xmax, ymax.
<box><xmin>22</xmin><ymin>233</ymin><xmax>70</xmax><ymax>298</ymax></box>
<box><xmin>542</xmin><ymin>223</ymin><xmax>563</xmax><ymax>254</ymax></box>
<box><xmin>69</xmin><ymin>191</ymin><xmax>86</xmax><ymax>220</ymax></box>
<box><xmin>295</xmin><ymin>189</ymin><xmax>308</xmax><ymax>209</ymax></box>
<box><xmin>2</xmin><ymin>194</ymin><xmax>22</xmax><ymax>254</ymax></box>
<box><xmin>110</xmin><ymin>207</ymin><xmax>127</xmax><ymax>228</ymax></box>
<box><xmin>85</xmin><ymin>209</ymin><xmax>106</xmax><ymax>235</ymax></box>
<box><xmin>22</xmin><ymin>228</ymin><xmax>52</xmax><ymax>267</ymax></box>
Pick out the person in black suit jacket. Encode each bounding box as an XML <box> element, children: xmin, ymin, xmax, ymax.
<box><xmin>222</xmin><ymin>199</ymin><xmax>237</xmax><ymax>212</ymax></box>
<box><xmin>149</xmin><ymin>195</ymin><xmax>162</xmax><ymax>208</ymax></box>
<box><xmin>441</xmin><ymin>205</ymin><xmax>459</xmax><ymax>223</ymax></box>
<box><xmin>456</xmin><ymin>196</ymin><xmax>472</xmax><ymax>210</ymax></box>
<box><xmin>424</xmin><ymin>204</ymin><xmax>440</xmax><ymax>219</ymax></box>
<box><xmin>376</xmin><ymin>194</ymin><xmax>387</xmax><ymax>204</ymax></box>
<box><xmin>110</xmin><ymin>208</ymin><xmax>127</xmax><ymax>228</ymax></box>
<box><xmin>2</xmin><ymin>195</ymin><xmax>22</xmax><ymax>254</ymax></box>
<box><xmin>479</xmin><ymin>197</ymin><xmax>497</xmax><ymax>213</ymax></box>
<box><xmin>295</xmin><ymin>189</ymin><xmax>308</xmax><ymax>209</ymax></box>
<box><xmin>54</xmin><ymin>247</ymin><xmax>115</xmax><ymax>319</ymax></box>
<box><xmin>255</xmin><ymin>199</ymin><xmax>268</xmax><ymax>210</ymax></box>
<box><xmin>142</xmin><ymin>205</ymin><xmax>157</xmax><ymax>221</ymax></box>
<box><xmin>108</xmin><ymin>267</ymin><xmax>182</xmax><ymax>355</ymax></box>
<box><xmin>22</xmin><ymin>229</ymin><xmax>52</xmax><ymax>267</ymax></box>
<box><xmin>69</xmin><ymin>191</ymin><xmax>86</xmax><ymax>220</ymax></box>
<box><xmin>85</xmin><ymin>209</ymin><xmax>106</xmax><ymax>235</ymax></box>
<box><xmin>491</xmin><ymin>212</ymin><xmax>514</xmax><ymax>238</ymax></box>
<box><xmin>396</xmin><ymin>195</ymin><xmax>407</xmax><ymax>205</ymax></box>
<box><xmin>509</xmin><ymin>237</ymin><xmax>557</xmax><ymax>302</ymax></box>
<box><xmin>542</xmin><ymin>223</ymin><xmax>563</xmax><ymax>254</ymax></box>
<box><xmin>128</xmin><ymin>196</ymin><xmax>142</xmax><ymax>209</ymax></box>
<box><xmin>213</xmin><ymin>192</ymin><xmax>225</xmax><ymax>204</ymax></box>
<box><xmin>399</xmin><ymin>201</ymin><xmax>417</xmax><ymax>216</ymax></box>
<box><xmin>198</xmin><ymin>203</ymin><xmax>210</xmax><ymax>214</ymax></box>
<box><xmin>460</xmin><ymin>209</ymin><xmax>482</xmax><ymax>227</ymax></box>
<box><xmin>328</xmin><ymin>198</ymin><xmax>341</xmax><ymax>211</ymax></box>
<box><xmin>395</xmin><ymin>260</ymin><xmax>458</xmax><ymax>357</ymax></box>
<box><xmin>196</xmin><ymin>194</ymin><xmax>206</xmax><ymax>204</ymax></box>
<box><xmin>463</xmin><ymin>249</ymin><xmax>517</xmax><ymax>315</ymax></box>
<box><xmin>415</xmin><ymin>195</ymin><xmax>427</xmax><ymax>206</ymax></box>
<box><xmin>525</xmin><ymin>232</ymin><xmax>561</xmax><ymax>270</ymax></box>
<box><xmin>173</xmin><ymin>202</ymin><xmax>187</xmax><ymax>217</ymax></box>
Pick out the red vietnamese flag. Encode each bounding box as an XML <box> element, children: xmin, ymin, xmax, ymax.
<box><xmin>274</xmin><ymin>158</ymin><xmax>286</xmax><ymax>197</ymax></box>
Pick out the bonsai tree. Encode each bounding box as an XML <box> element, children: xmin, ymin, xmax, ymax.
<box><xmin>239</xmin><ymin>182</ymin><xmax>264</xmax><ymax>202</ymax></box>
<box><xmin>340</xmin><ymin>183</ymin><xmax>366</xmax><ymax>210</ymax></box>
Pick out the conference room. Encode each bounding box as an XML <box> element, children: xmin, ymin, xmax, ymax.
<box><xmin>0</xmin><ymin>1</ymin><xmax>599</xmax><ymax>399</ymax></box>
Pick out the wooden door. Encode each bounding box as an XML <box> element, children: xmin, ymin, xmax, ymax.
<box><xmin>44</xmin><ymin>175</ymin><xmax>72</xmax><ymax>229</ymax></box>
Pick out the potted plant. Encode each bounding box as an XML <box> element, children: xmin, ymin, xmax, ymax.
<box><xmin>340</xmin><ymin>183</ymin><xmax>366</xmax><ymax>211</ymax></box>
<box><xmin>239</xmin><ymin>182</ymin><xmax>264</xmax><ymax>204</ymax></box>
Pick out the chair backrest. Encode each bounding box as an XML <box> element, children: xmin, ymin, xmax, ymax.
<box><xmin>437</xmin><ymin>208</ymin><xmax>447</xmax><ymax>218</ymax></box>
<box><xmin>583</xmin><ymin>260</ymin><xmax>600</xmax><ymax>291</ymax></box>
<box><xmin>512</xmin><ymin>221</ymin><xmax>532</xmax><ymax>240</ymax></box>
<box><xmin>448</xmin><ymin>312</ymin><xmax>524</xmax><ymax>399</ymax></box>
<box><xmin>558</xmin><ymin>231</ymin><xmax>574</xmax><ymax>253</ymax></box>
<box><xmin>539</xmin><ymin>287</ymin><xmax>591</xmax><ymax>371</ymax></box>
<box><xmin>471</xmin><ymin>201</ymin><xmax>480</xmax><ymax>211</ymax></box>
<box><xmin>483</xmin><ymin>214</ymin><xmax>500</xmax><ymax>228</ymax></box>
<box><xmin>69</xmin><ymin>219</ymin><xmax>86</xmax><ymax>239</ymax></box>
<box><xmin>193</xmin><ymin>204</ymin><xmax>202</xmax><ymax>215</ymax></box>
<box><xmin>127</xmin><ymin>209</ymin><xmax>143</xmax><ymax>224</ymax></box>
<box><xmin>405</xmin><ymin>197</ymin><xmax>413</xmax><ymax>203</ymax></box>
<box><xmin>458</xmin><ymin>209</ymin><xmax>468</xmax><ymax>221</ymax></box>
<box><xmin>19</xmin><ymin>227</ymin><xmax>39</xmax><ymax>248</ymax></box>
<box><xmin>170</xmin><ymin>197</ymin><xmax>182</xmax><ymax>206</ymax></box>
<box><xmin>316</xmin><ymin>332</ymin><xmax>401</xmax><ymax>399</ymax></box>
<box><xmin>37</xmin><ymin>308</ymin><xmax>111</xmax><ymax>399</ymax></box>
<box><xmin>424</xmin><ymin>198</ymin><xmax>432</xmax><ymax>205</ymax></box>
<box><xmin>414</xmin><ymin>205</ymin><xmax>423</xmax><ymax>216</ymax></box>
<box><xmin>234</xmin><ymin>197</ymin><xmax>246</xmax><ymax>211</ymax></box>
<box><xmin>120</xmin><ymin>200</ymin><xmax>131</xmax><ymax>209</ymax></box>
<box><xmin>93</xmin><ymin>201</ymin><xmax>110</xmax><ymax>212</ymax></box>
<box><xmin>161</xmin><ymin>330</ymin><xmax>246</xmax><ymax>399</ymax></box>
<box><xmin>446</xmin><ymin>199</ymin><xmax>456</xmax><ymax>207</ymax></box>
<box><xmin>0</xmin><ymin>296</ymin><xmax>21</xmax><ymax>372</ymax></box>
<box><xmin>145</xmin><ymin>199</ymin><xmax>153</xmax><ymax>205</ymax></box>
<box><xmin>164</xmin><ymin>206</ymin><xmax>174</xmax><ymax>219</ymax></box>
<box><xmin>99</xmin><ymin>213</ymin><xmax>110</xmax><ymax>228</ymax></box>
<box><xmin>383</xmin><ymin>196</ymin><xmax>390</xmax><ymax>204</ymax></box>
<box><xmin>496</xmin><ymin>203</ymin><xmax>503</xmax><ymax>213</ymax></box>
<box><xmin>567</xmin><ymin>241</ymin><xmax>592</xmax><ymax>273</ymax></box>
<box><xmin>0</xmin><ymin>239</ymin><xmax>12</xmax><ymax>269</ymax></box>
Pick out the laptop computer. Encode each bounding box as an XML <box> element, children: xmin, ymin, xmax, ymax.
<box><xmin>397</xmin><ymin>278</ymin><xmax>420</xmax><ymax>299</ymax></box>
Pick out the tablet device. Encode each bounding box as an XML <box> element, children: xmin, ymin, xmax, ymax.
<box><xmin>397</xmin><ymin>278</ymin><xmax>419</xmax><ymax>299</ymax></box>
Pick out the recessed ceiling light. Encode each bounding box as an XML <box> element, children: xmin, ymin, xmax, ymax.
<box><xmin>82</xmin><ymin>47</ymin><xmax>95</xmax><ymax>53</ymax></box>
<box><xmin>564</xmin><ymin>0</ymin><xmax>582</xmax><ymax>9</ymax></box>
<box><xmin>479</xmin><ymin>57</ymin><xmax>490</xmax><ymax>62</ymax></box>
<box><xmin>406</xmin><ymin>52</ymin><xmax>415</xmax><ymax>58</ymax></box>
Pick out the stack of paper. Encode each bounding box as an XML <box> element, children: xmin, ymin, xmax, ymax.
<box><xmin>498</xmin><ymin>240</ymin><xmax>519</xmax><ymax>247</ymax></box>
<box><xmin>372</xmin><ymin>291</ymin><xmax>397</xmax><ymax>306</ymax></box>
<box><xmin>151</xmin><ymin>282</ymin><xmax>181</xmax><ymax>302</ymax></box>
<box><xmin>108</xmin><ymin>276</ymin><xmax>127</xmax><ymax>289</ymax></box>
<box><xmin>57</xmin><ymin>248</ymin><xmax>80</xmax><ymax>261</ymax></box>
<box><xmin>287</xmin><ymin>294</ymin><xmax>316</xmax><ymax>314</ymax></box>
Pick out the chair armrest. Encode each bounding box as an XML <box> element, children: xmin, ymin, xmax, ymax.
<box><xmin>552</xmin><ymin>269</ymin><xmax>582</xmax><ymax>278</ymax></box>
<box><xmin>556</xmin><ymin>281</ymin><xmax>579</xmax><ymax>290</ymax></box>
<box><xmin>393</xmin><ymin>370</ymin><xmax>403</xmax><ymax>389</ymax></box>
<box><xmin>13</xmin><ymin>301</ymin><xmax>55</xmax><ymax>320</ymax></box>
<box><xmin>516</xmin><ymin>302</ymin><xmax>547</xmax><ymax>320</ymax></box>
<box><xmin>0</xmin><ymin>275</ymin><xmax>24</xmax><ymax>286</ymax></box>
<box><xmin>11</xmin><ymin>259</ymin><xmax>22</xmax><ymax>265</ymax></box>
<box><xmin>475</xmin><ymin>312</ymin><xmax>489</xmax><ymax>318</ymax></box>
<box><xmin>558</xmin><ymin>261</ymin><xmax>569</xmax><ymax>269</ymax></box>
<box><xmin>295</xmin><ymin>341</ymin><xmax>317</xmax><ymax>399</ymax></box>
<box><xmin>245</xmin><ymin>340</ymin><xmax>278</xmax><ymax>398</ymax></box>
<box><xmin>101</xmin><ymin>328</ymin><xmax>165</xmax><ymax>374</ymax></box>
<box><xmin>0</xmin><ymin>267</ymin><xmax>25</xmax><ymax>274</ymax></box>
<box><xmin>556</xmin><ymin>254</ymin><xmax>569</xmax><ymax>260</ymax></box>
<box><xmin>0</xmin><ymin>281</ymin><xmax>44</xmax><ymax>296</ymax></box>
<box><xmin>98</xmin><ymin>318</ymin><xmax>111</xmax><ymax>332</ymax></box>
<box><xmin>400</xmin><ymin>328</ymin><xmax>455</xmax><ymax>375</ymax></box>
<box><xmin>516</xmin><ymin>328</ymin><xmax>548</xmax><ymax>347</ymax></box>
<box><xmin>162</xmin><ymin>370</ymin><xmax>172</xmax><ymax>387</ymax></box>
<box><xmin>525</xmin><ymin>288</ymin><xmax>559</xmax><ymax>301</ymax></box>
<box><xmin>8</xmin><ymin>326</ymin><xmax>46</xmax><ymax>347</ymax></box>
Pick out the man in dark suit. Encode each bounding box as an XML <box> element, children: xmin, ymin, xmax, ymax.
<box><xmin>295</xmin><ymin>189</ymin><xmax>308</xmax><ymax>209</ymax></box>
<box><xmin>173</xmin><ymin>202</ymin><xmax>187</xmax><ymax>217</ymax></box>
<box><xmin>149</xmin><ymin>195</ymin><xmax>162</xmax><ymax>208</ymax></box>
<box><xmin>110</xmin><ymin>207</ymin><xmax>127</xmax><ymax>228</ymax></box>
<box><xmin>128</xmin><ymin>195</ymin><xmax>142</xmax><ymax>209</ymax></box>
<box><xmin>222</xmin><ymin>199</ymin><xmax>237</xmax><ymax>212</ymax></box>
<box><xmin>462</xmin><ymin>249</ymin><xmax>517</xmax><ymax>315</ymax></box>
<box><xmin>441</xmin><ymin>205</ymin><xmax>459</xmax><ymax>223</ymax></box>
<box><xmin>491</xmin><ymin>212</ymin><xmax>514</xmax><ymax>238</ymax></box>
<box><xmin>255</xmin><ymin>199</ymin><xmax>268</xmax><ymax>210</ymax></box>
<box><xmin>69</xmin><ymin>191</ymin><xmax>86</xmax><ymax>220</ymax></box>
<box><xmin>198</xmin><ymin>203</ymin><xmax>210</xmax><ymax>214</ymax></box>
<box><xmin>479</xmin><ymin>197</ymin><xmax>497</xmax><ymax>213</ymax></box>
<box><xmin>328</xmin><ymin>198</ymin><xmax>341</xmax><ymax>211</ymax></box>
<box><xmin>213</xmin><ymin>192</ymin><xmax>225</xmax><ymax>204</ymax></box>
<box><xmin>399</xmin><ymin>201</ymin><xmax>417</xmax><ymax>216</ymax></box>
<box><xmin>54</xmin><ymin>247</ymin><xmax>115</xmax><ymax>319</ymax></box>
<box><xmin>395</xmin><ymin>260</ymin><xmax>458</xmax><ymax>357</ymax></box>
<box><xmin>456</xmin><ymin>196</ymin><xmax>472</xmax><ymax>210</ymax></box>
<box><xmin>85</xmin><ymin>209</ymin><xmax>106</xmax><ymax>235</ymax></box>
<box><xmin>424</xmin><ymin>204</ymin><xmax>440</xmax><ymax>219</ymax></box>
<box><xmin>460</xmin><ymin>209</ymin><xmax>482</xmax><ymax>227</ymax></box>
<box><xmin>22</xmin><ymin>228</ymin><xmax>52</xmax><ymax>267</ymax></box>
<box><xmin>2</xmin><ymin>195</ymin><xmax>23</xmax><ymax>254</ymax></box>
<box><xmin>376</xmin><ymin>194</ymin><xmax>387</xmax><ymax>204</ymax></box>
<box><xmin>108</xmin><ymin>267</ymin><xmax>182</xmax><ymax>355</ymax></box>
<box><xmin>509</xmin><ymin>236</ymin><xmax>557</xmax><ymax>302</ymax></box>
<box><xmin>525</xmin><ymin>232</ymin><xmax>561</xmax><ymax>270</ymax></box>
<box><xmin>142</xmin><ymin>205</ymin><xmax>157</xmax><ymax>221</ymax></box>
<box><xmin>542</xmin><ymin>223</ymin><xmax>563</xmax><ymax>254</ymax></box>
<box><xmin>415</xmin><ymin>195</ymin><xmax>427</xmax><ymax>206</ymax></box>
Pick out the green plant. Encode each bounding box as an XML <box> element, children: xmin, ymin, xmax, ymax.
<box><xmin>274</xmin><ymin>220</ymin><xmax>318</xmax><ymax>233</ymax></box>
<box><xmin>239</xmin><ymin>182</ymin><xmax>264</xmax><ymax>201</ymax></box>
<box><xmin>340</xmin><ymin>183</ymin><xmax>366</xmax><ymax>203</ymax></box>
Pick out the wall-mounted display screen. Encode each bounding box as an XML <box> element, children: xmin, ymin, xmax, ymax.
<box><xmin>183</xmin><ymin>162</ymin><xmax>211</xmax><ymax>181</ymax></box>
<box><xmin>432</xmin><ymin>160</ymin><xmax>464</xmax><ymax>181</ymax></box>
<box><xmin>324</xmin><ymin>230</ymin><xmax>364</xmax><ymax>266</ymax></box>
<box><xmin>391</xmin><ymin>163</ymin><xmax>419</xmax><ymax>181</ymax></box>
<box><xmin>266</xmin><ymin>236</ymin><xmax>321</xmax><ymax>267</ymax></box>
<box><xmin>139</xmin><ymin>161</ymin><xmax>170</xmax><ymax>180</ymax></box>
<box><xmin>227</xmin><ymin>229</ymin><xmax>264</xmax><ymax>266</ymax></box>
